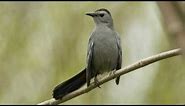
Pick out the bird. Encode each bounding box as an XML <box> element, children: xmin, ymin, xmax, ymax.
<box><xmin>53</xmin><ymin>8</ymin><xmax>122</xmax><ymax>100</ymax></box>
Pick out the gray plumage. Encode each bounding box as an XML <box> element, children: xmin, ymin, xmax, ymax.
<box><xmin>53</xmin><ymin>8</ymin><xmax>122</xmax><ymax>100</ymax></box>
<box><xmin>86</xmin><ymin>8</ymin><xmax>122</xmax><ymax>86</ymax></box>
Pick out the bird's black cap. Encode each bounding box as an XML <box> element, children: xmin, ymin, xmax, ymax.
<box><xmin>95</xmin><ymin>8</ymin><xmax>111</xmax><ymax>16</ymax></box>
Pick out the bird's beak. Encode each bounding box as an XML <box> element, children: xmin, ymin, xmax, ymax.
<box><xmin>85</xmin><ymin>12</ymin><xmax>97</xmax><ymax>17</ymax></box>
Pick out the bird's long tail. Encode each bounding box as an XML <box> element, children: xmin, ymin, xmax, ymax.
<box><xmin>53</xmin><ymin>68</ymin><xmax>86</xmax><ymax>100</ymax></box>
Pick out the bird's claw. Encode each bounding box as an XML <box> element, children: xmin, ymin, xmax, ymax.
<box><xmin>94</xmin><ymin>76</ymin><xmax>101</xmax><ymax>88</ymax></box>
<box><xmin>109</xmin><ymin>69</ymin><xmax>116</xmax><ymax>76</ymax></box>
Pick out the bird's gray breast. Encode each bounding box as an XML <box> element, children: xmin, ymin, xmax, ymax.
<box><xmin>91</xmin><ymin>28</ymin><xmax>118</xmax><ymax>74</ymax></box>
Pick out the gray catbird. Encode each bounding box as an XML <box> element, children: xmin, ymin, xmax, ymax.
<box><xmin>53</xmin><ymin>8</ymin><xmax>122</xmax><ymax>100</ymax></box>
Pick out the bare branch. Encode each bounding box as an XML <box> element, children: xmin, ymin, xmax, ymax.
<box><xmin>37</xmin><ymin>48</ymin><xmax>182</xmax><ymax>105</ymax></box>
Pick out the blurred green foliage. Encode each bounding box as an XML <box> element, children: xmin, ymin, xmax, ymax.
<box><xmin>0</xmin><ymin>2</ymin><xmax>184</xmax><ymax>105</ymax></box>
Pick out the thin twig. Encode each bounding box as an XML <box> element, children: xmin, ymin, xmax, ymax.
<box><xmin>37</xmin><ymin>48</ymin><xmax>182</xmax><ymax>105</ymax></box>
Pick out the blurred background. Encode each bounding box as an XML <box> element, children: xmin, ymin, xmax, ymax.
<box><xmin>0</xmin><ymin>1</ymin><xmax>184</xmax><ymax>105</ymax></box>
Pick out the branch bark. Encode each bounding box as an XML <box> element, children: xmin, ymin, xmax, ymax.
<box><xmin>37</xmin><ymin>48</ymin><xmax>182</xmax><ymax>105</ymax></box>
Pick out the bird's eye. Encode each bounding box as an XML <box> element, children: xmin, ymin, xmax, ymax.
<box><xmin>99</xmin><ymin>14</ymin><xmax>104</xmax><ymax>17</ymax></box>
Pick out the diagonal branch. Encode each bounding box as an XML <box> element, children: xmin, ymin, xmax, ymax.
<box><xmin>38</xmin><ymin>48</ymin><xmax>182</xmax><ymax>105</ymax></box>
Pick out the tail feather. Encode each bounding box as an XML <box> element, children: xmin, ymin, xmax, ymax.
<box><xmin>53</xmin><ymin>68</ymin><xmax>86</xmax><ymax>100</ymax></box>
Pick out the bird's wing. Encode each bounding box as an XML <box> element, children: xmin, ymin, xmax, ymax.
<box><xmin>86</xmin><ymin>36</ymin><xmax>94</xmax><ymax>87</ymax></box>
<box><xmin>116</xmin><ymin>33</ymin><xmax>122</xmax><ymax>70</ymax></box>
<box><xmin>115</xmin><ymin>33</ymin><xmax>122</xmax><ymax>85</ymax></box>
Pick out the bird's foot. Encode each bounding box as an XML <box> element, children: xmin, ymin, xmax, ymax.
<box><xmin>94</xmin><ymin>76</ymin><xmax>101</xmax><ymax>88</ymax></box>
<box><xmin>109</xmin><ymin>69</ymin><xmax>116</xmax><ymax>76</ymax></box>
